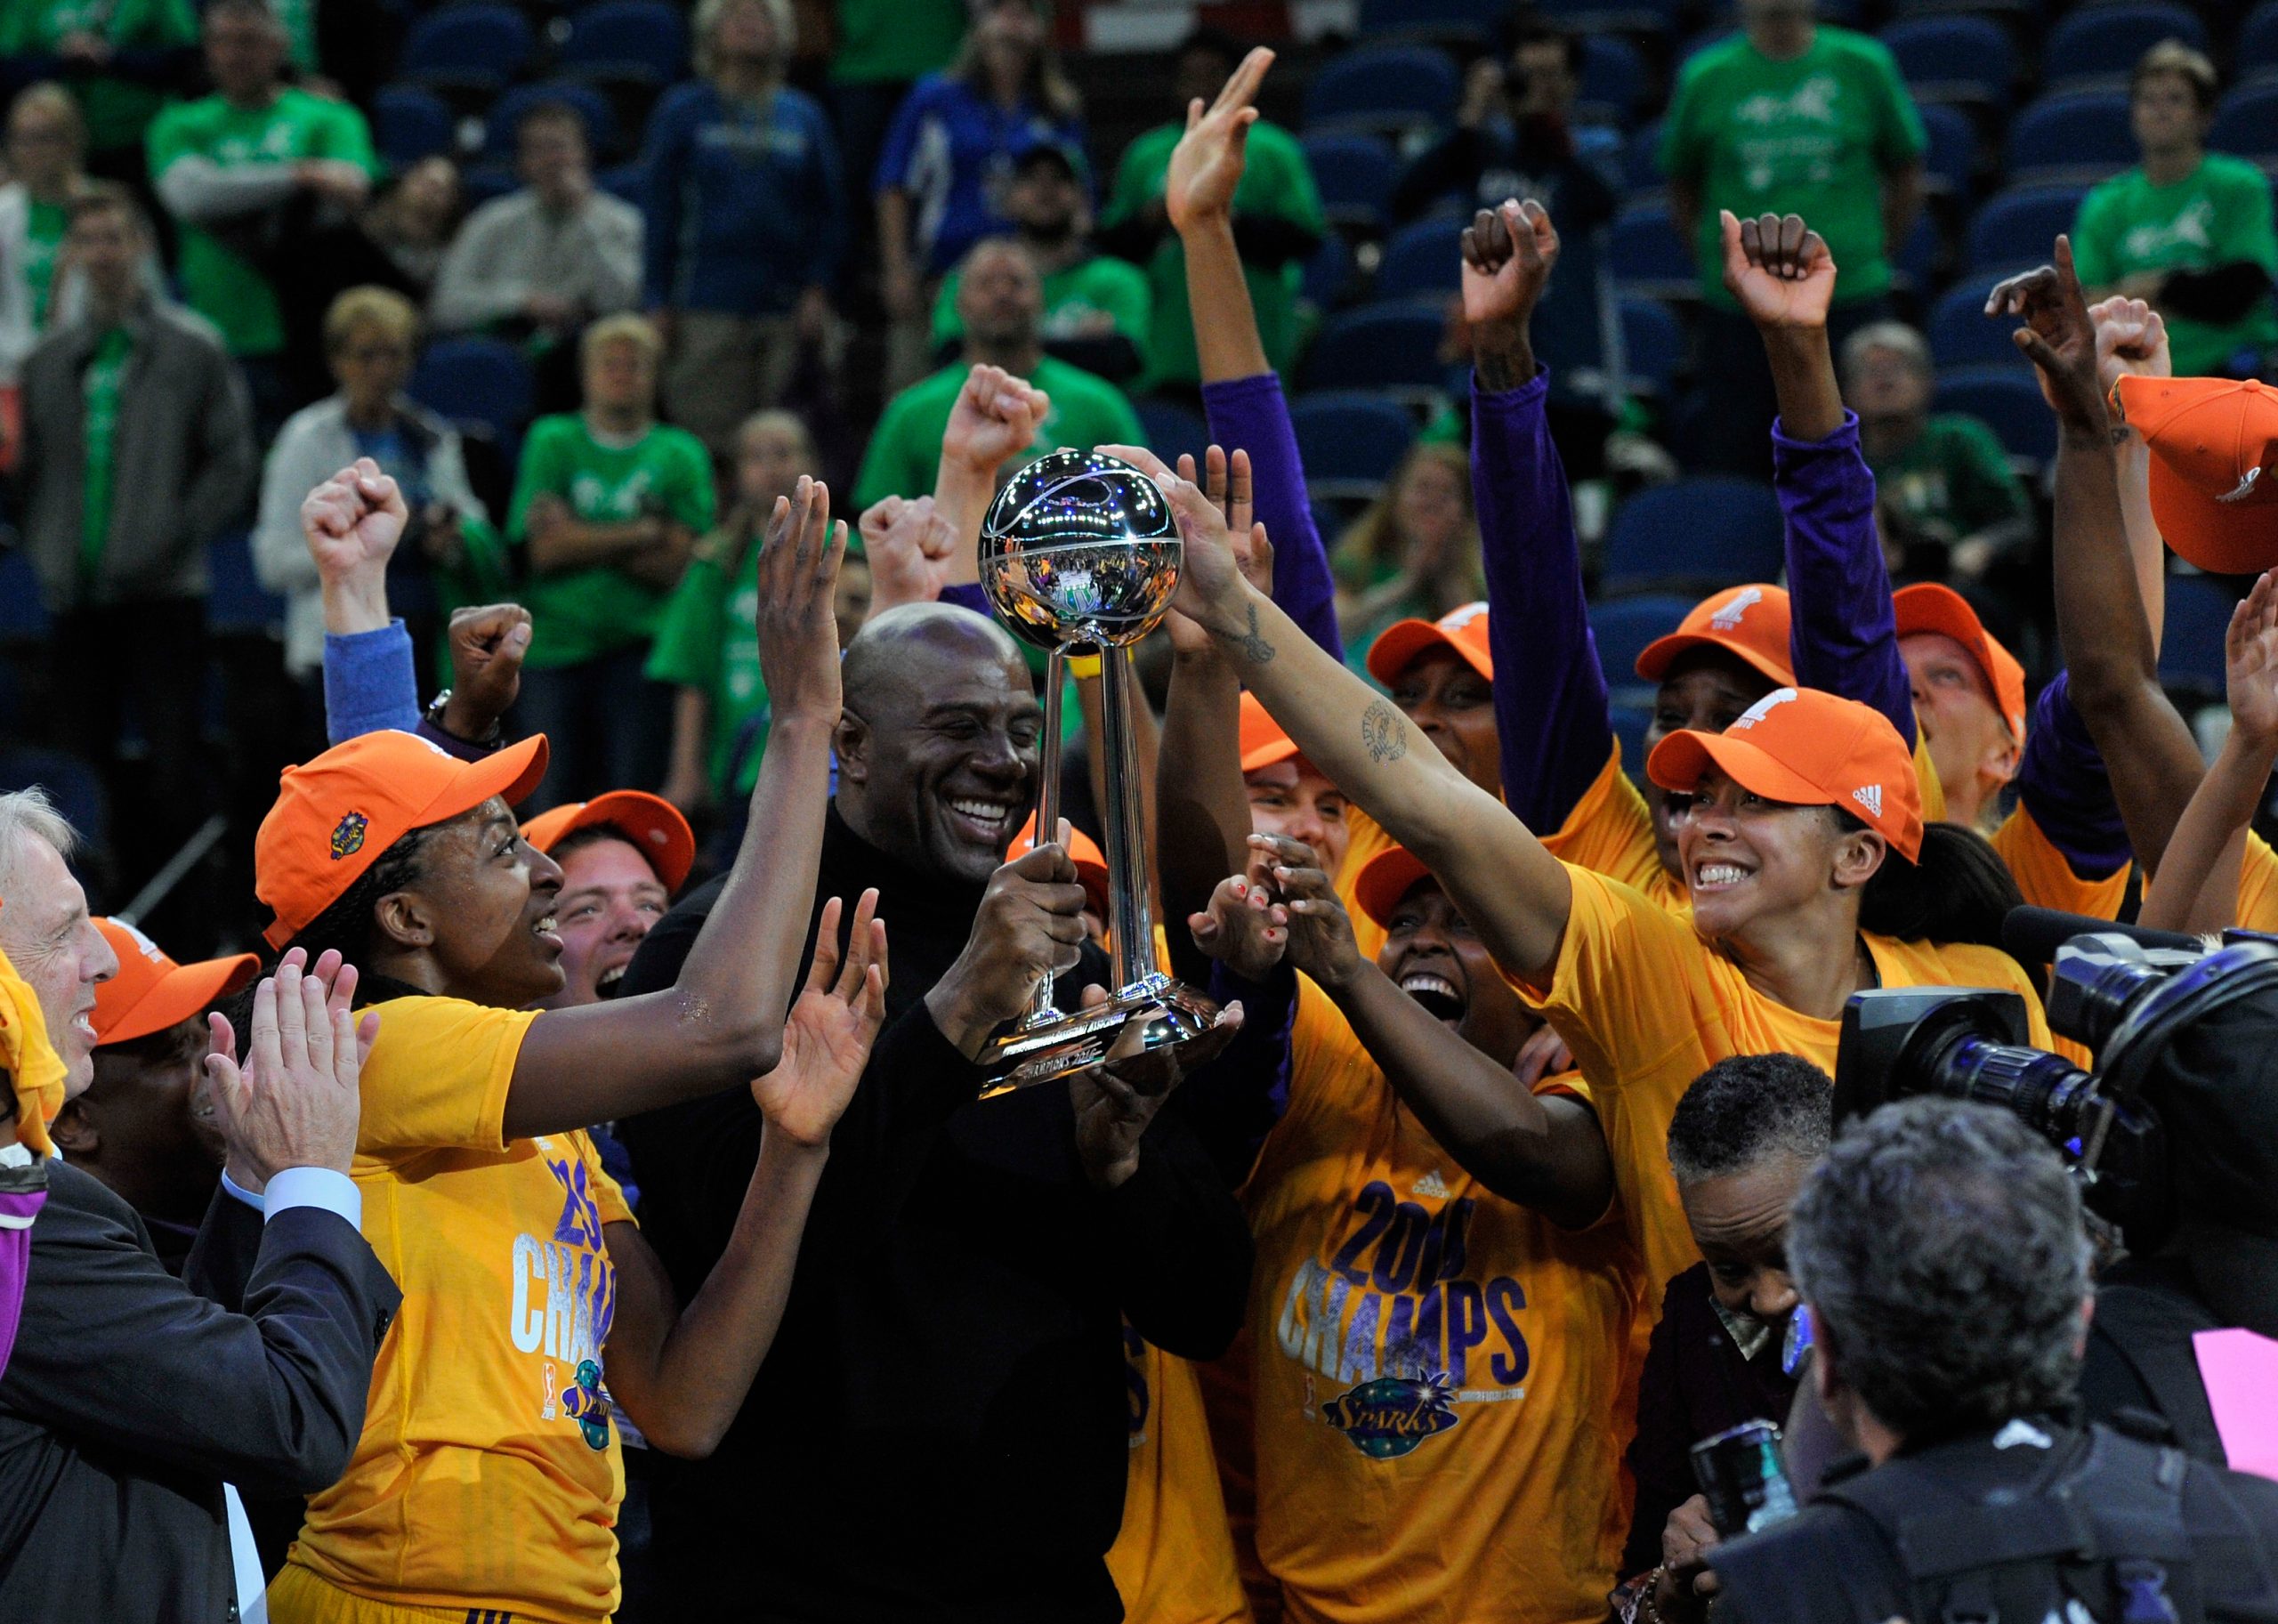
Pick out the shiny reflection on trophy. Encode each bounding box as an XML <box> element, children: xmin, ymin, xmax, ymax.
<box><xmin>975</xmin><ymin>447</ymin><xmax>1224</xmax><ymax>1096</ymax></box>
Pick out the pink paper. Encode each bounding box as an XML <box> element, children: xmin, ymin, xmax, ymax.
<box><xmin>2193</xmin><ymin>1328</ymin><xmax>2278</xmax><ymax>1480</ymax></box>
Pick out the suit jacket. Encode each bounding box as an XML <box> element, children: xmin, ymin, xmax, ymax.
<box><xmin>0</xmin><ymin>1162</ymin><xmax>399</xmax><ymax>1623</ymax></box>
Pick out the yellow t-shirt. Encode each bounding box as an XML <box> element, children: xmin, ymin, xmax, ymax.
<box><xmin>1529</xmin><ymin>867</ymin><xmax>2053</xmax><ymax>1312</ymax></box>
<box><xmin>2234</xmin><ymin>833</ymin><xmax>2278</xmax><ymax>933</ymax></box>
<box><xmin>1245</xmin><ymin>982</ymin><xmax>1640</xmax><ymax>1624</ymax></box>
<box><xmin>1337</xmin><ymin>804</ymin><xmax>1400</xmax><ymax>965</ymax></box>
<box><xmin>1990</xmin><ymin>803</ymin><xmax>2132</xmax><ymax>923</ymax></box>
<box><xmin>1109</xmin><ymin>1335</ymin><xmax>1255</xmax><ymax>1624</ymax></box>
<box><xmin>279</xmin><ymin>998</ymin><xmax>634</xmax><ymax>1624</ymax></box>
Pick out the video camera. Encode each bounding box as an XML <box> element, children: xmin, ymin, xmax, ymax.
<box><xmin>1833</xmin><ymin>907</ymin><xmax>2278</xmax><ymax>1250</ymax></box>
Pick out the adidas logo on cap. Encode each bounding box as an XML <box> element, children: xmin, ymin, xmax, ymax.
<box><xmin>1853</xmin><ymin>784</ymin><xmax>1883</xmax><ymax>817</ymax></box>
<box><xmin>1709</xmin><ymin>586</ymin><xmax>1763</xmax><ymax>632</ymax></box>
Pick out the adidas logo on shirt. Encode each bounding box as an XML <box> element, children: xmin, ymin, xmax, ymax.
<box><xmin>1412</xmin><ymin>1170</ymin><xmax>1450</xmax><ymax>1200</ymax></box>
<box><xmin>1853</xmin><ymin>784</ymin><xmax>1883</xmax><ymax>817</ymax></box>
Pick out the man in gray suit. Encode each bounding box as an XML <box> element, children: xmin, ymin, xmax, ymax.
<box><xmin>0</xmin><ymin>787</ymin><xmax>400</xmax><ymax>1621</ymax></box>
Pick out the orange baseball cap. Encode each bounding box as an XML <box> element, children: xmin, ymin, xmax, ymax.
<box><xmin>1353</xmin><ymin>844</ymin><xmax>1438</xmax><ymax>931</ymax></box>
<box><xmin>91</xmin><ymin>918</ymin><xmax>258</xmax><ymax>1046</ymax></box>
<box><xmin>521</xmin><ymin>791</ymin><xmax>696</xmax><ymax>893</ymax></box>
<box><xmin>1646</xmin><ymin>686</ymin><xmax>1924</xmax><ymax>861</ymax></box>
<box><xmin>255</xmin><ymin>730</ymin><xmax>550</xmax><ymax>950</ymax></box>
<box><xmin>2113</xmin><ymin>376</ymin><xmax>2278</xmax><ymax>575</ymax></box>
<box><xmin>1012</xmin><ymin>812</ymin><xmax>1111</xmax><ymax>917</ymax></box>
<box><xmin>1365</xmin><ymin>602</ymin><xmax>1492</xmax><ymax>687</ymax></box>
<box><xmin>1636</xmin><ymin>583</ymin><xmax>1796</xmax><ymax>686</ymax></box>
<box><xmin>1239</xmin><ymin>692</ymin><xmax>1301</xmax><ymax>773</ymax></box>
<box><xmin>1893</xmin><ymin>583</ymin><xmax>2027</xmax><ymax>742</ymax></box>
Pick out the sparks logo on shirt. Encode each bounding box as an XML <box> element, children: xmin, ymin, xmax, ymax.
<box><xmin>508</xmin><ymin>1144</ymin><xmax>618</xmax><ymax>1445</ymax></box>
<box><xmin>1276</xmin><ymin>1181</ymin><xmax>1531</xmax><ymax>1458</ymax></box>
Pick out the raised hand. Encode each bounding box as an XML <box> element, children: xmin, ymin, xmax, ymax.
<box><xmin>1721</xmin><ymin>211</ymin><xmax>1837</xmax><ymax>331</ymax></box>
<box><xmin>1187</xmin><ymin>856</ymin><xmax>1289</xmax><ymax>982</ymax></box>
<box><xmin>1166</xmin><ymin>45</ymin><xmax>1274</xmax><ymax>233</ymax></box>
<box><xmin>941</xmin><ymin>363</ymin><xmax>1050</xmax><ymax>480</ymax></box>
<box><xmin>860</xmin><ymin>493</ymin><xmax>960</xmax><ymax>614</ymax></box>
<box><xmin>1164</xmin><ymin>446</ymin><xmax>1269</xmax><ymax>655</ymax></box>
<box><xmin>1985</xmin><ymin>237</ymin><xmax>2106</xmax><ymax>430</ymax></box>
<box><xmin>1095</xmin><ymin>442</ymin><xmax>1254</xmax><ymax>642</ymax></box>
<box><xmin>1461</xmin><ymin>199</ymin><xmax>1559</xmax><ymax>381</ymax></box>
<box><xmin>303</xmin><ymin>457</ymin><xmax>408</xmax><ymax>629</ymax></box>
<box><xmin>750</xmin><ymin>891</ymin><xmax>890</xmax><ymax>1148</ymax></box>
<box><xmin>754</xmin><ymin>475</ymin><xmax>848</xmax><ymax>726</ymax></box>
<box><xmin>439</xmin><ymin>603</ymin><xmax>533</xmax><ymax>742</ymax></box>
<box><xmin>203</xmin><ymin>948</ymin><xmax>376</xmax><ymax>1193</ymax></box>
<box><xmin>2227</xmin><ymin>571</ymin><xmax>2278</xmax><ymax>750</ymax></box>
<box><xmin>2088</xmin><ymin>294</ymin><xmax>2172</xmax><ymax>397</ymax></box>
<box><xmin>1249</xmin><ymin>833</ymin><xmax>1363</xmax><ymax>990</ymax></box>
<box><xmin>1070</xmin><ymin>991</ymin><xmax>1246</xmax><ymax>1185</ymax></box>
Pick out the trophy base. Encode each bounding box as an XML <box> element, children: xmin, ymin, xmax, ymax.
<box><xmin>978</xmin><ymin>974</ymin><xmax>1224</xmax><ymax>1099</ymax></box>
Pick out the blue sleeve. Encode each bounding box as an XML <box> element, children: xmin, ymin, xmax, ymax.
<box><xmin>1198</xmin><ymin>373</ymin><xmax>1341</xmax><ymax>660</ymax></box>
<box><xmin>805</xmin><ymin>98</ymin><xmax>846</xmax><ymax>287</ymax></box>
<box><xmin>1774</xmin><ymin>410</ymin><xmax>1916</xmax><ymax>748</ymax></box>
<box><xmin>1474</xmin><ymin>368</ymin><xmax>1612</xmax><ymax>830</ymax></box>
<box><xmin>873</xmin><ymin>78</ymin><xmax>930</xmax><ymax>197</ymax></box>
<box><xmin>322</xmin><ymin>623</ymin><xmax>422</xmax><ymax>745</ymax></box>
<box><xmin>2015</xmin><ymin>674</ymin><xmax>2133</xmax><ymax>880</ymax></box>
<box><xmin>642</xmin><ymin>90</ymin><xmax>693</xmax><ymax>308</ymax></box>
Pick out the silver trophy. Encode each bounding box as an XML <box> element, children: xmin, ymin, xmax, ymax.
<box><xmin>975</xmin><ymin>448</ymin><xmax>1224</xmax><ymax>1096</ymax></box>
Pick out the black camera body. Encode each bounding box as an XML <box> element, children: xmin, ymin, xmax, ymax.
<box><xmin>1833</xmin><ymin>917</ymin><xmax>2278</xmax><ymax>1251</ymax></box>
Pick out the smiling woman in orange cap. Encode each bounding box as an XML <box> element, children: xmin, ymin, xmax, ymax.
<box><xmin>1154</xmin><ymin>454</ymin><xmax>2048</xmax><ymax>1312</ymax></box>
<box><xmin>259</xmin><ymin>469</ymin><xmax>890</xmax><ymax>1624</ymax></box>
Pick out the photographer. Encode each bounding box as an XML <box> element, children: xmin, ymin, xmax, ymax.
<box><xmin>1709</xmin><ymin>1099</ymin><xmax>2278</xmax><ymax>1624</ymax></box>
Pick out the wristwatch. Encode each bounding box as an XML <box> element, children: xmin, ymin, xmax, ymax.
<box><xmin>424</xmin><ymin>688</ymin><xmax>503</xmax><ymax>748</ymax></box>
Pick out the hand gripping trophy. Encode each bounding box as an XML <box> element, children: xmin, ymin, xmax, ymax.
<box><xmin>975</xmin><ymin>447</ymin><xmax>1224</xmax><ymax>1095</ymax></box>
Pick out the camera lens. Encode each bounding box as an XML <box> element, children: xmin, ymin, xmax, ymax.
<box><xmin>1929</xmin><ymin>1035</ymin><xmax>2098</xmax><ymax>1139</ymax></box>
<box><xmin>2047</xmin><ymin>948</ymin><xmax>2173</xmax><ymax>1053</ymax></box>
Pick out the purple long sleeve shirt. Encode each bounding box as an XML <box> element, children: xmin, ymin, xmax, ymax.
<box><xmin>1200</xmin><ymin>373</ymin><xmax>1343</xmax><ymax>660</ymax></box>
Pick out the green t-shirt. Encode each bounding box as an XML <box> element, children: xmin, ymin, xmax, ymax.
<box><xmin>931</xmin><ymin>254</ymin><xmax>1153</xmax><ymax>355</ymax></box>
<box><xmin>829</xmin><ymin>0</ymin><xmax>965</xmax><ymax>85</ymax></box>
<box><xmin>23</xmin><ymin>199</ymin><xmax>69</xmax><ymax>329</ymax></box>
<box><xmin>2072</xmin><ymin>155</ymin><xmax>2278</xmax><ymax>377</ymax></box>
<box><xmin>0</xmin><ymin>0</ymin><xmax>198</xmax><ymax>153</ymax></box>
<box><xmin>1659</xmin><ymin>27</ymin><xmax>1925</xmax><ymax>308</ymax></box>
<box><xmin>506</xmin><ymin>414</ymin><xmax>718</xmax><ymax>670</ymax></box>
<box><xmin>646</xmin><ymin>526</ymin><xmax>768</xmax><ymax>798</ymax></box>
<box><xmin>145</xmin><ymin>87</ymin><xmax>379</xmax><ymax>357</ymax></box>
<box><xmin>1101</xmin><ymin>119</ymin><xmax>1326</xmax><ymax>390</ymax></box>
<box><xmin>77</xmin><ymin>325</ymin><xmax>132</xmax><ymax>586</ymax></box>
<box><xmin>852</xmin><ymin>353</ymin><xmax>1148</xmax><ymax>511</ymax></box>
<box><xmin>1868</xmin><ymin>413</ymin><xmax>2030</xmax><ymax>545</ymax></box>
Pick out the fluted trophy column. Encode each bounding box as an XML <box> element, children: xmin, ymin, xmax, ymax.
<box><xmin>974</xmin><ymin>448</ymin><xmax>1223</xmax><ymax>1096</ymax></box>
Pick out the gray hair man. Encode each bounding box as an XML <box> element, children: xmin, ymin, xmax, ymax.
<box><xmin>0</xmin><ymin>788</ymin><xmax>400</xmax><ymax>1622</ymax></box>
<box><xmin>1708</xmin><ymin>1098</ymin><xmax>2278</xmax><ymax>1624</ymax></box>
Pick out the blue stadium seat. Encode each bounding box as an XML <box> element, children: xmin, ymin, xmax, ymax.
<box><xmin>1934</xmin><ymin>368</ymin><xmax>2056</xmax><ymax>467</ymax></box>
<box><xmin>598</xmin><ymin>163</ymin><xmax>647</xmax><ymax>207</ymax></box>
<box><xmin>486</xmin><ymin>82</ymin><xmax>620</xmax><ymax>161</ymax></box>
<box><xmin>1374</xmin><ymin>217</ymin><xmax>1459</xmax><ymax>300</ymax></box>
<box><xmin>2209</xmin><ymin>84</ymin><xmax>2278</xmax><ymax>164</ymax></box>
<box><xmin>1600</xmin><ymin>478</ymin><xmax>1784</xmax><ymax>595</ymax></box>
<box><xmin>1303</xmin><ymin>133</ymin><xmax>1398</xmax><ymax>233</ymax></box>
<box><xmin>458</xmin><ymin>166</ymin><xmax>517</xmax><ymax>210</ymax></box>
<box><xmin>1619</xmin><ymin>295</ymin><xmax>1684</xmax><ymax>397</ymax></box>
<box><xmin>1302</xmin><ymin>45</ymin><xmax>1459</xmax><ymax>141</ymax></box>
<box><xmin>1534</xmin><ymin>0</ymin><xmax>1686</xmax><ymax>36</ymax></box>
<box><xmin>1625</xmin><ymin>118</ymin><xmax>1665</xmax><ymax>195</ymax></box>
<box><xmin>1300</xmin><ymin>302</ymin><xmax>1450</xmax><ymax>393</ymax></box>
<box><xmin>0</xmin><ymin>747</ymin><xmax>106</xmax><ymax>855</ymax></box>
<box><xmin>2245</xmin><ymin>2</ymin><xmax>2278</xmax><ymax>85</ymax></box>
<box><xmin>1289</xmin><ymin>392</ymin><xmax>1418</xmax><ymax>499</ymax></box>
<box><xmin>1303</xmin><ymin>230</ymin><xmax>1356</xmax><ymax>310</ymax></box>
<box><xmin>2043</xmin><ymin>4</ymin><xmax>2206</xmax><ymax>93</ymax></box>
<box><xmin>1878</xmin><ymin>17</ymin><xmax>2016</xmax><ymax>108</ymax></box>
<box><xmin>1132</xmin><ymin>396</ymin><xmax>1207</xmax><ymax>465</ymax></box>
<box><xmin>400</xmin><ymin>4</ymin><xmax>533</xmax><ymax>97</ymax></box>
<box><xmin>1577</xmin><ymin>35</ymin><xmax>1646</xmax><ymax>124</ymax></box>
<box><xmin>1919</xmin><ymin>102</ymin><xmax>1979</xmax><ymax>198</ymax></box>
<box><xmin>1608</xmin><ymin>701</ymin><xmax>1653</xmax><ymax>778</ymax></box>
<box><xmin>560</xmin><ymin>0</ymin><xmax>691</xmax><ymax>86</ymax></box>
<box><xmin>2004</xmin><ymin>92</ymin><xmax>2136</xmax><ymax>183</ymax></box>
<box><xmin>1609</xmin><ymin>202</ymin><xmax>1696</xmax><ymax>301</ymax></box>
<box><xmin>206</xmin><ymin>530</ymin><xmax>285</xmax><ymax>637</ymax></box>
<box><xmin>1892</xmin><ymin>213</ymin><xmax>1944</xmax><ymax>293</ymax></box>
<box><xmin>0</xmin><ymin>549</ymin><xmax>48</xmax><ymax>643</ymax></box>
<box><xmin>1928</xmin><ymin>274</ymin><xmax>2030</xmax><ymax>369</ymax></box>
<box><xmin>2160</xmin><ymin>575</ymin><xmax>2241</xmax><ymax>698</ymax></box>
<box><xmin>372</xmin><ymin>85</ymin><xmax>456</xmax><ymax>168</ymax></box>
<box><xmin>1356</xmin><ymin>0</ymin><xmax>1498</xmax><ymax>46</ymax></box>
<box><xmin>1965</xmin><ymin>184</ymin><xmax>2088</xmax><ymax>276</ymax></box>
<box><xmin>1588</xmin><ymin>594</ymin><xmax>1693</xmax><ymax>690</ymax></box>
<box><xmin>410</xmin><ymin>336</ymin><xmax>536</xmax><ymax>442</ymax></box>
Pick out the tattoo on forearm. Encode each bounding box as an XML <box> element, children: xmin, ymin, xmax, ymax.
<box><xmin>1224</xmin><ymin>602</ymin><xmax>1274</xmax><ymax>665</ymax></box>
<box><xmin>1361</xmin><ymin>700</ymin><xmax>1408</xmax><ymax>764</ymax></box>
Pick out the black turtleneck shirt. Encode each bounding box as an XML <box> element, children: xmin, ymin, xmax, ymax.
<box><xmin>615</xmin><ymin>807</ymin><xmax>1254</xmax><ymax>1622</ymax></box>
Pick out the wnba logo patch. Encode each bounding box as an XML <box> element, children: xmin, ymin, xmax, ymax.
<box><xmin>1321</xmin><ymin>1373</ymin><xmax>1458</xmax><ymax>1458</ymax></box>
<box><xmin>329</xmin><ymin>812</ymin><xmax>369</xmax><ymax>860</ymax></box>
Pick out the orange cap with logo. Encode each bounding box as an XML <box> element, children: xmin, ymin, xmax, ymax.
<box><xmin>91</xmin><ymin>918</ymin><xmax>259</xmax><ymax>1046</ymax></box>
<box><xmin>255</xmin><ymin>730</ymin><xmax>550</xmax><ymax>950</ymax></box>
<box><xmin>1012</xmin><ymin>812</ymin><xmax>1111</xmax><ymax>917</ymax></box>
<box><xmin>1893</xmin><ymin>583</ymin><xmax>2027</xmax><ymax>743</ymax></box>
<box><xmin>1646</xmin><ymin>686</ymin><xmax>1924</xmax><ymax>861</ymax></box>
<box><xmin>1636</xmin><ymin>583</ymin><xmax>1796</xmax><ymax>686</ymax></box>
<box><xmin>521</xmin><ymin>791</ymin><xmax>696</xmax><ymax>893</ymax></box>
<box><xmin>2112</xmin><ymin>376</ymin><xmax>2278</xmax><ymax>575</ymax></box>
<box><xmin>1352</xmin><ymin>844</ymin><xmax>1439</xmax><ymax>931</ymax></box>
<box><xmin>1365</xmin><ymin>601</ymin><xmax>1492</xmax><ymax>687</ymax></box>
